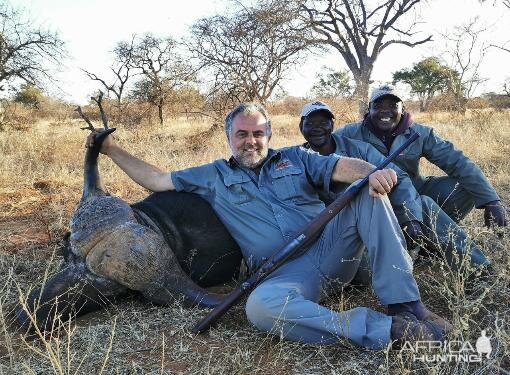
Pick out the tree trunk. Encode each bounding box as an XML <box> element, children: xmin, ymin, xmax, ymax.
<box><xmin>116</xmin><ymin>98</ymin><xmax>123</xmax><ymax>125</ymax></box>
<box><xmin>454</xmin><ymin>95</ymin><xmax>467</xmax><ymax>114</ymax></box>
<box><xmin>352</xmin><ymin>67</ymin><xmax>372</xmax><ymax>118</ymax></box>
<box><xmin>158</xmin><ymin>97</ymin><xmax>164</xmax><ymax>125</ymax></box>
<box><xmin>419</xmin><ymin>97</ymin><xmax>426</xmax><ymax>112</ymax></box>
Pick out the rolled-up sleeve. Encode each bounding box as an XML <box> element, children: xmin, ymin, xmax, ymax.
<box><xmin>170</xmin><ymin>163</ymin><xmax>217</xmax><ymax>198</ymax></box>
<box><xmin>294</xmin><ymin>146</ymin><xmax>341</xmax><ymax>196</ymax></box>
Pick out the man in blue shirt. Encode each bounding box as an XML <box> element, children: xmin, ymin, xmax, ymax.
<box><xmin>338</xmin><ymin>85</ymin><xmax>506</xmax><ymax>228</ymax></box>
<box><xmin>87</xmin><ymin>102</ymin><xmax>451</xmax><ymax>350</ymax></box>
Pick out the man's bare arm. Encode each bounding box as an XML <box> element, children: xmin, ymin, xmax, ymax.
<box><xmin>331</xmin><ymin>157</ymin><xmax>397</xmax><ymax>197</ymax></box>
<box><xmin>86</xmin><ymin>131</ymin><xmax>174</xmax><ymax>192</ymax></box>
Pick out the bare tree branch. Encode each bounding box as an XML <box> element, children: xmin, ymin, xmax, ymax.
<box><xmin>299</xmin><ymin>0</ymin><xmax>430</xmax><ymax>113</ymax></box>
<box><xmin>479</xmin><ymin>0</ymin><xmax>510</xmax><ymax>8</ymax></box>
<box><xmin>489</xmin><ymin>44</ymin><xmax>510</xmax><ymax>53</ymax></box>
<box><xmin>188</xmin><ymin>0</ymin><xmax>310</xmax><ymax>115</ymax></box>
<box><xmin>0</xmin><ymin>3</ymin><xmax>66</xmax><ymax>91</ymax></box>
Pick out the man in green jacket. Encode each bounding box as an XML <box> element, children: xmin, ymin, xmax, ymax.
<box><xmin>299</xmin><ymin>99</ymin><xmax>499</xmax><ymax>271</ymax></box>
<box><xmin>334</xmin><ymin>85</ymin><xmax>507</xmax><ymax>267</ymax></box>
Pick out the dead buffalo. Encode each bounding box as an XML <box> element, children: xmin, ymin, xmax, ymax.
<box><xmin>15</xmin><ymin>98</ymin><xmax>242</xmax><ymax>333</ymax></box>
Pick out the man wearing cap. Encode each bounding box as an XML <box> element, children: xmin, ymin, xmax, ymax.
<box><xmin>299</xmin><ymin>101</ymin><xmax>424</xmax><ymax>254</ymax></box>
<box><xmin>336</xmin><ymin>84</ymin><xmax>507</xmax><ymax>268</ymax></box>
<box><xmin>87</xmin><ymin>101</ymin><xmax>451</xmax><ymax>350</ymax></box>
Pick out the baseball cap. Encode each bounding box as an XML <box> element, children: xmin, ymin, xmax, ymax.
<box><xmin>369</xmin><ymin>84</ymin><xmax>403</xmax><ymax>103</ymax></box>
<box><xmin>300</xmin><ymin>101</ymin><xmax>335</xmax><ymax>119</ymax></box>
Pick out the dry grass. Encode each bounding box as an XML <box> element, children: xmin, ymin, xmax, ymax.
<box><xmin>0</xmin><ymin>110</ymin><xmax>509</xmax><ymax>374</ymax></box>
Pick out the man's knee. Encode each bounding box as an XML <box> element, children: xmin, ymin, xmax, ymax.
<box><xmin>422</xmin><ymin>178</ymin><xmax>474</xmax><ymax>221</ymax></box>
<box><xmin>352</xmin><ymin>184</ymin><xmax>393</xmax><ymax>211</ymax></box>
<box><xmin>420</xmin><ymin>195</ymin><xmax>440</xmax><ymax>218</ymax></box>
<box><xmin>245</xmin><ymin>285</ymin><xmax>292</xmax><ymax>331</ymax></box>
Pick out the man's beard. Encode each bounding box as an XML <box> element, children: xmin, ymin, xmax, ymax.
<box><xmin>233</xmin><ymin>147</ymin><xmax>268</xmax><ymax>169</ymax></box>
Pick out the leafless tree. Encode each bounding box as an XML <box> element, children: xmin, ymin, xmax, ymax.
<box><xmin>440</xmin><ymin>18</ymin><xmax>488</xmax><ymax>112</ymax></box>
<box><xmin>0</xmin><ymin>2</ymin><xmax>65</xmax><ymax>91</ymax></box>
<box><xmin>503</xmin><ymin>78</ymin><xmax>510</xmax><ymax>97</ymax></box>
<box><xmin>189</xmin><ymin>0</ymin><xmax>309</xmax><ymax>115</ymax></box>
<box><xmin>479</xmin><ymin>0</ymin><xmax>510</xmax><ymax>9</ymax></box>
<box><xmin>82</xmin><ymin>37</ymin><xmax>136</xmax><ymax>105</ymax></box>
<box><xmin>300</xmin><ymin>0</ymin><xmax>431</xmax><ymax>113</ymax></box>
<box><xmin>81</xmin><ymin>38</ymin><xmax>137</xmax><ymax>124</ymax></box>
<box><xmin>479</xmin><ymin>0</ymin><xmax>510</xmax><ymax>53</ymax></box>
<box><xmin>124</xmin><ymin>34</ymin><xmax>194</xmax><ymax>125</ymax></box>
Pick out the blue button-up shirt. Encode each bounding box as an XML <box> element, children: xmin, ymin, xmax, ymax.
<box><xmin>171</xmin><ymin>147</ymin><xmax>340</xmax><ymax>269</ymax></box>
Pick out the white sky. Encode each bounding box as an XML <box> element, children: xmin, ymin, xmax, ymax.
<box><xmin>9</xmin><ymin>0</ymin><xmax>510</xmax><ymax>104</ymax></box>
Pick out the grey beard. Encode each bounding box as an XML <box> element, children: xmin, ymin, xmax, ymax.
<box><xmin>233</xmin><ymin>149</ymin><xmax>268</xmax><ymax>169</ymax></box>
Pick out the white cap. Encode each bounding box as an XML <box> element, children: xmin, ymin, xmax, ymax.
<box><xmin>300</xmin><ymin>101</ymin><xmax>335</xmax><ymax>118</ymax></box>
<box><xmin>369</xmin><ymin>84</ymin><xmax>403</xmax><ymax>103</ymax></box>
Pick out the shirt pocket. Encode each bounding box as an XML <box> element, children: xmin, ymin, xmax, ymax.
<box><xmin>223</xmin><ymin>174</ymin><xmax>253</xmax><ymax>205</ymax></box>
<box><xmin>394</xmin><ymin>138</ymin><xmax>421</xmax><ymax>160</ymax></box>
<box><xmin>393</xmin><ymin>141</ymin><xmax>422</xmax><ymax>174</ymax></box>
<box><xmin>270</xmin><ymin>166</ymin><xmax>303</xmax><ymax>201</ymax></box>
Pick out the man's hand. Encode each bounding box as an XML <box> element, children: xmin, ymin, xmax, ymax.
<box><xmin>484</xmin><ymin>200</ymin><xmax>507</xmax><ymax>227</ymax></box>
<box><xmin>368</xmin><ymin>169</ymin><xmax>397</xmax><ymax>197</ymax></box>
<box><xmin>401</xmin><ymin>220</ymin><xmax>424</xmax><ymax>249</ymax></box>
<box><xmin>85</xmin><ymin>128</ymin><xmax>115</xmax><ymax>155</ymax></box>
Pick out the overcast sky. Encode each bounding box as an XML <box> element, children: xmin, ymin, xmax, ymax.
<box><xmin>8</xmin><ymin>0</ymin><xmax>510</xmax><ymax>104</ymax></box>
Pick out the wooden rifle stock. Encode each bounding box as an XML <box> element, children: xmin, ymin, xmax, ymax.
<box><xmin>192</xmin><ymin>132</ymin><xmax>420</xmax><ymax>334</ymax></box>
